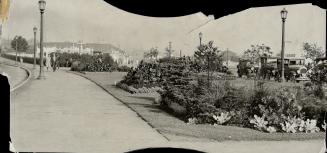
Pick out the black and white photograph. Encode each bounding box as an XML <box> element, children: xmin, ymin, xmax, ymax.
<box><xmin>0</xmin><ymin>0</ymin><xmax>326</xmax><ymax>152</ymax></box>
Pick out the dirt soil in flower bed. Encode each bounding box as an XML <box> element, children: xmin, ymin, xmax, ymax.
<box><xmin>69</xmin><ymin>71</ymin><xmax>325</xmax><ymax>141</ymax></box>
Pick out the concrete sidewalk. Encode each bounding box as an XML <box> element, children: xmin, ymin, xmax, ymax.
<box><xmin>8</xmin><ymin>60</ymin><xmax>325</xmax><ymax>153</ymax></box>
<box><xmin>10</xmin><ymin>69</ymin><xmax>167</xmax><ymax>153</ymax></box>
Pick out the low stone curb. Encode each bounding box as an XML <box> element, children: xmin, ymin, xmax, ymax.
<box><xmin>1</xmin><ymin>63</ymin><xmax>32</xmax><ymax>92</ymax></box>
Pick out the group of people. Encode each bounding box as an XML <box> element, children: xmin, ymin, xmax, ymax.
<box><xmin>45</xmin><ymin>53</ymin><xmax>60</xmax><ymax>72</ymax></box>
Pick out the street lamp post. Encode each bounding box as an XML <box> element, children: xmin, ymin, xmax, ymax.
<box><xmin>168</xmin><ymin>41</ymin><xmax>172</xmax><ymax>58</ymax></box>
<box><xmin>280</xmin><ymin>8</ymin><xmax>287</xmax><ymax>82</ymax></box>
<box><xmin>33</xmin><ymin>27</ymin><xmax>37</xmax><ymax>69</ymax></box>
<box><xmin>37</xmin><ymin>0</ymin><xmax>46</xmax><ymax>80</ymax></box>
<box><xmin>226</xmin><ymin>48</ymin><xmax>229</xmax><ymax>67</ymax></box>
<box><xmin>199</xmin><ymin>32</ymin><xmax>203</xmax><ymax>46</ymax></box>
<box><xmin>15</xmin><ymin>38</ymin><xmax>17</xmax><ymax>65</ymax></box>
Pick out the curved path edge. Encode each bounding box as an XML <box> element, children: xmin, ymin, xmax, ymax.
<box><xmin>66</xmin><ymin>70</ymin><xmax>170</xmax><ymax>141</ymax></box>
<box><xmin>1</xmin><ymin>63</ymin><xmax>32</xmax><ymax>92</ymax></box>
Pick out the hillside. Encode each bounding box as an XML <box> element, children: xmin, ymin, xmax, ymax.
<box><xmin>220</xmin><ymin>50</ymin><xmax>240</xmax><ymax>62</ymax></box>
<box><xmin>43</xmin><ymin>42</ymin><xmax>124</xmax><ymax>54</ymax></box>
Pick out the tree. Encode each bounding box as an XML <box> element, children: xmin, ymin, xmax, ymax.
<box><xmin>242</xmin><ymin>44</ymin><xmax>272</xmax><ymax>64</ymax></box>
<box><xmin>307</xmin><ymin>63</ymin><xmax>327</xmax><ymax>99</ymax></box>
<box><xmin>303</xmin><ymin>42</ymin><xmax>325</xmax><ymax>61</ymax></box>
<box><xmin>11</xmin><ymin>36</ymin><xmax>29</xmax><ymax>53</ymax></box>
<box><xmin>144</xmin><ymin>47</ymin><xmax>159</xmax><ymax>60</ymax></box>
<box><xmin>194</xmin><ymin>41</ymin><xmax>223</xmax><ymax>87</ymax></box>
<box><xmin>194</xmin><ymin>41</ymin><xmax>223</xmax><ymax>72</ymax></box>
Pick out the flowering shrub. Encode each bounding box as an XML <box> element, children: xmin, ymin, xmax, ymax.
<box><xmin>321</xmin><ymin>121</ymin><xmax>326</xmax><ymax>131</ymax></box>
<box><xmin>213</xmin><ymin>112</ymin><xmax>232</xmax><ymax>125</ymax></box>
<box><xmin>250</xmin><ymin>115</ymin><xmax>268</xmax><ymax>131</ymax></box>
<box><xmin>278</xmin><ymin>117</ymin><xmax>320</xmax><ymax>133</ymax></box>
<box><xmin>187</xmin><ymin>117</ymin><xmax>199</xmax><ymax>125</ymax></box>
<box><xmin>266</xmin><ymin>126</ymin><xmax>277</xmax><ymax>133</ymax></box>
<box><xmin>280</xmin><ymin>117</ymin><xmax>301</xmax><ymax>133</ymax></box>
<box><xmin>303</xmin><ymin>119</ymin><xmax>320</xmax><ymax>133</ymax></box>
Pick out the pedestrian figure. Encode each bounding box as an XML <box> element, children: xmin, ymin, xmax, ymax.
<box><xmin>52</xmin><ymin>54</ymin><xmax>57</xmax><ymax>72</ymax></box>
<box><xmin>69</xmin><ymin>58</ymin><xmax>73</xmax><ymax>67</ymax></box>
<box><xmin>19</xmin><ymin>56</ymin><xmax>23</xmax><ymax>65</ymax></box>
<box><xmin>45</xmin><ymin>54</ymin><xmax>51</xmax><ymax>71</ymax></box>
<box><xmin>56</xmin><ymin>55</ymin><xmax>60</xmax><ymax>70</ymax></box>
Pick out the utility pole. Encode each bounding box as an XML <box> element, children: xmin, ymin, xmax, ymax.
<box><xmin>226</xmin><ymin>48</ymin><xmax>229</xmax><ymax>67</ymax></box>
<box><xmin>168</xmin><ymin>41</ymin><xmax>172</xmax><ymax>58</ymax></box>
<box><xmin>15</xmin><ymin>39</ymin><xmax>17</xmax><ymax>65</ymax></box>
<box><xmin>180</xmin><ymin>50</ymin><xmax>181</xmax><ymax>58</ymax></box>
<box><xmin>207</xmin><ymin>51</ymin><xmax>210</xmax><ymax>89</ymax></box>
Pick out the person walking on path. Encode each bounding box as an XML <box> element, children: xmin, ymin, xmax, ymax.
<box><xmin>52</xmin><ymin>53</ymin><xmax>57</xmax><ymax>72</ymax></box>
<box><xmin>45</xmin><ymin>54</ymin><xmax>51</xmax><ymax>71</ymax></box>
<box><xmin>56</xmin><ymin>55</ymin><xmax>60</xmax><ymax>70</ymax></box>
<box><xmin>19</xmin><ymin>56</ymin><xmax>23</xmax><ymax>65</ymax></box>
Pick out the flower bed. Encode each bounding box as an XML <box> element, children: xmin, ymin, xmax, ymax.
<box><xmin>66</xmin><ymin>53</ymin><xmax>131</xmax><ymax>72</ymax></box>
<box><xmin>116</xmin><ymin>82</ymin><xmax>163</xmax><ymax>94</ymax></box>
<box><xmin>118</xmin><ymin>56</ymin><xmax>326</xmax><ymax>133</ymax></box>
<box><xmin>160</xmin><ymin>79</ymin><xmax>327</xmax><ymax>133</ymax></box>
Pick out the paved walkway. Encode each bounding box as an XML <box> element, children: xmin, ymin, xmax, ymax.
<box><xmin>10</xmin><ymin>69</ymin><xmax>166</xmax><ymax>153</ymax></box>
<box><xmin>0</xmin><ymin>61</ymin><xmax>28</xmax><ymax>89</ymax></box>
<box><xmin>8</xmin><ymin>60</ymin><xmax>325</xmax><ymax>153</ymax></box>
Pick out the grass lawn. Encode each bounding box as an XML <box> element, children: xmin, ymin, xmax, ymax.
<box><xmin>69</xmin><ymin>71</ymin><xmax>325</xmax><ymax>142</ymax></box>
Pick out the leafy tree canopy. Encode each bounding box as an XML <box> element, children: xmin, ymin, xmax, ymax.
<box><xmin>11</xmin><ymin>36</ymin><xmax>29</xmax><ymax>53</ymax></box>
<box><xmin>144</xmin><ymin>47</ymin><xmax>159</xmax><ymax>59</ymax></box>
<box><xmin>242</xmin><ymin>44</ymin><xmax>272</xmax><ymax>64</ymax></box>
<box><xmin>194</xmin><ymin>41</ymin><xmax>223</xmax><ymax>71</ymax></box>
<box><xmin>303</xmin><ymin>42</ymin><xmax>325</xmax><ymax>60</ymax></box>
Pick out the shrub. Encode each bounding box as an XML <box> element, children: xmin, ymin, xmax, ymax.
<box><xmin>278</xmin><ymin>117</ymin><xmax>320</xmax><ymax>133</ymax></box>
<box><xmin>71</xmin><ymin>61</ymin><xmax>81</xmax><ymax>71</ymax></box>
<box><xmin>249</xmin><ymin>115</ymin><xmax>268</xmax><ymax>132</ymax></box>
<box><xmin>214</xmin><ymin>82</ymin><xmax>250</xmax><ymax>125</ymax></box>
<box><xmin>213</xmin><ymin>112</ymin><xmax>232</xmax><ymax>125</ymax></box>
<box><xmin>296</xmin><ymin>82</ymin><xmax>327</xmax><ymax>127</ymax></box>
<box><xmin>1</xmin><ymin>53</ymin><xmax>42</xmax><ymax>65</ymax></box>
<box><xmin>117</xmin><ymin>65</ymin><xmax>132</xmax><ymax>72</ymax></box>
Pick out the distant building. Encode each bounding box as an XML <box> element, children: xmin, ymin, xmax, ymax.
<box><xmin>34</xmin><ymin>42</ymin><xmax>138</xmax><ymax>67</ymax></box>
<box><xmin>93</xmin><ymin>51</ymin><xmax>102</xmax><ymax>55</ymax></box>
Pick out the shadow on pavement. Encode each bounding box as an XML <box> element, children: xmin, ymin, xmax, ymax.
<box><xmin>126</xmin><ymin>147</ymin><xmax>206</xmax><ymax>153</ymax></box>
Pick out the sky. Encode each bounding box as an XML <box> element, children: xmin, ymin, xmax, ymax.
<box><xmin>1</xmin><ymin>0</ymin><xmax>326</xmax><ymax>58</ymax></box>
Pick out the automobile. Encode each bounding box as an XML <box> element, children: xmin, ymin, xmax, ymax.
<box><xmin>260</xmin><ymin>56</ymin><xmax>308</xmax><ymax>82</ymax></box>
<box><xmin>237</xmin><ymin>58</ymin><xmax>258</xmax><ymax>78</ymax></box>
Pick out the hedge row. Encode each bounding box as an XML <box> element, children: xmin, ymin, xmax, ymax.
<box><xmin>1</xmin><ymin>53</ymin><xmax>43</xmax><ymax>65</ymax></box>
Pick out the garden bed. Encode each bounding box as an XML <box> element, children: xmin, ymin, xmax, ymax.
<box><xmin>69</xmin><ymin>71</ymin><xmax>325</xmax><ymax>141</ymax></box>
<box><xmin>116</xmin><ymin>82</ymin><xmax>163</xmax><ymax>94</ymax></box>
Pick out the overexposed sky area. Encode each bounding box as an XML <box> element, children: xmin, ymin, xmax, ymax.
<box><xmin>2</xmin><ymin>0</ymin><xmax>326</xmax><ymax>57</ymax></box>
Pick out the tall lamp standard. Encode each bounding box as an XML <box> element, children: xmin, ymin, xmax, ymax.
<box><xmin>15</xmin><ymin>37</ymin><xmax>17</xmax><ymax>65</ymax></box>
<box><xmin>199</xmin><ymin>32</ymin><xmax>203</xmax><ymax>46</ymax></box>
<box><xmin>33</xmin><ymin>27</ymin><xmax>37</xmax><ymax>70</ymax></box>
<box><xmin>37</xmin><ymin>0</ymin><xmax>46</xmax><ymax>79</ymax></box>
<box><xmin>280</xmin><ymin>8</ymin><xmax>287</xmax><ymax>82</ymax></box>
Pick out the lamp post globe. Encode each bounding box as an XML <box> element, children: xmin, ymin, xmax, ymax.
<box><xmin>281</xmin><ymin>8</ymin><xmax>288</xmax><ymax>21</ymax></box>
<box><xmin>39</xmin><ymin>0</ymin><xmax>46</xmax><ymax>12</ymax></box>
<box><xmin>37</xmin><ymin>0</ymin><xmax>46</xmax><ymax>80</ymax></box>
<box><xmin>280</xmin><ymin>8</ymin><xmax>287</xmax><ymax>82</ymax></box>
